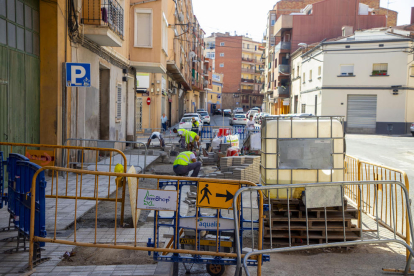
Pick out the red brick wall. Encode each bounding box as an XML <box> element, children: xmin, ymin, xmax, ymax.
<box><xmin>214</xmin><ymin>36</ymin><xmax>242</xmax><ymax>94</ymax></box>
<box><xmin>274</xmin><ymin>0</ymin><xmax>396</xmax><ymax>26</ymax></box>
<box><xmin>289</xmin><ymin>0</ymin><xmax>387</xmax><ymax>52</ymax></box>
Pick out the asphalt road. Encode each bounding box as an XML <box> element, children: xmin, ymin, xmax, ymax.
<box><xmin>210</xmin><ymin>114</ymin><xmax>232</xmax><ymax>127</ymax></box>
<box><xmin>346</xmin><ymin>134</ymin><xmax>414</xmax><ymax>214</ymax></box>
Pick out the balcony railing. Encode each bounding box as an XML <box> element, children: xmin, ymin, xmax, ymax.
<box><xmin>274</xmin><ymin>41</ymin><xmax>291</xmax><ymax>52</ymax></box>
<box><xmin>241</xmin><ymin>78</ymin><xmax>254</xmax><ymax>83</ymax></box>
<box><xmin>241</xmin><ymin>89</ymin><xmax>260</xmax><ymax>94</ymax></box>
<box><xmin>82</xmin><ymin>0</ymin><xmax>124</xmax><ymax>38</ymax></box>
<box><xmin>278</xmin><ymin>86</ymin><xmax>290</xmax><ymax>96</ymax></box>
<box><xmin>242</xmin><ymin>57</ymin><xmax>261</xmax><ymax>64</ymax></box>
<box><xmin>278</xmin><ymin>64</ymin><xmax>290</xmax><ymax>74</ymax></box>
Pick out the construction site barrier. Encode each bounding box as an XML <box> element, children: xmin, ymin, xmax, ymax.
<box><xmin>65</xmin><ymin>138</ymin><xmax>147</xmax><ymax>173</ymax></box>
<box><xmin>27</xmin><ymin>167</ymin><xmax>265</xmax><ymax>275</ymax></box>
<box><xmin>0</xmin><ymin>142</ymin><xmax>128</xmax><ymax>225</ymax></box>
<box><xmin>232</xmin><ymin>181</ymin><xmax>414</xmax><ymax>276</ymax></box>
<box><xmin>344</xmin><ymin>154</ymin><xmax>411</xmax><ymax>263</ymax></box>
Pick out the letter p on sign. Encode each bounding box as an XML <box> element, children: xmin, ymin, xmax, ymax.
<box><xmin>66</xmin><ymin>63</ymin><xmax>91</xmax><ymax>87</ymax></box>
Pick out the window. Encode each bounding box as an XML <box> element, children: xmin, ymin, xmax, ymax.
<box><xmin>116</xmin><ymin>84</ymin><xmax>122</xmax><ymax>121</ymax></box>
<box><xmin>318</xmin><ymin>66</ymin><xmax>321</xmax><ymax>76</ymax></box>
<box><xmin>134</xmin><ymin>9</ymin><xmax>152</xmax><ymax>48</ymax></box>
<box><xmin>411</xmin><ymin>67</ymin><xmax>414</xmax><ymax>76</ymax></box>
<box><xmin>211</xmin><ymin>95</ymin><xmax>212</xmax><ymax>99</ymax></box>
<box><xmin>220</xmin><ymin>53</ymin><xmax>224</xmax><ymax>57</ymax></box>
<box><xmin>309</xmin><ymin>70</ymin><xmax>312</xmax><ymax>80</ymax></box>
<box><xmin>314</xmin><ymin>95</ymin><xmax>317</xmax><ymax>115</ymax></box>
<box><xmin>297</xmin><ymin>66</ymin><xmax>299</xmax><ymax>77</ymax></box>
<box><xmin>271</xmin><ymin>14</ymin><xmax>276</xmax><ymax>26</ymax></box>
<box><xmin>220</xmin><ymin>42</ymin><xmax>225</xmax><ymax>46</ymax></box>
<box><xmin>247</xmin><ymin>44</ymin><xmax>250</xmax><ymax>49</ymax></box>
<box><xmin>243</xmin><ymin>43</ymin><xmax>245</xmax><ymax>48</ymax></box>
<box><xmin>292</xmin><ymin>68</ymin><xmax>295</xmax><ymax>77</ymax></box>
<box><xmin>255</xmin><ymin>45</ymin><xmax>257</xmax><ymax>51</ymax></box>
<box><xmin>303</xmin><ymin>73</ymin><xmax>305</xmax><ymax>82</ymax></box>
<box><xmin>372</xmin><ymin>63</ymin><xmax>388</xmax><ymax>76</ymax></box>
<box><xmin>217</xmin><ymin>86</ymin><xmax>219</xmax><ymax>91</ymax></box>
<box><xmin>162</xmin><ymin>13</ymin><xmax>168</xmax><ymax>54</ymax></box>
<box><xmin>301</xmin><ymin>104</ymin><xmax>306</xmax><ymax>113</ymax></box>
<box><xmin>219</xmin><ymin>63</ymin><xmax>224</xmax><ymax>67</ymax></box>
<box><xmin>340</xmin><ymin>65</ymin><xmax>354</xmax><ymax>76</ymax></box>
<box><xmin>345</xmin><ymin>45</ymin><xmax>351</xmax><ymax>48</ymax></box>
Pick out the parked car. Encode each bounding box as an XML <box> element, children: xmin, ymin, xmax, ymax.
<box><xmin>179</xmin><ymin>117</ymin><xmax>203</xmax><ymax>132</ymax></box>
<box><xmin>246</xmin><ymin>109</ymin><xmax>258</xmax><ymax>119</ymax></box>
<box><xmin>233</xmin><ymin>107</ymin><xmax>243</xmax><ymax>114</ymax></box>
<box><xmin>229</xmin><ymin>113</ymin><xmax>248</xmax><ymax>126</ymax></box>
<box><xmin>183</xmin><ymin>113</ymin><xmax>202</xmax><ymax>121</ymax></box>
<box><xmin>255</xmin><ymin>112</ymin><xmax>269</xmax><ymax>124</ymax></box>
<box><xmin>223</xmin><ymin>109</ymin><xmax>232</xmax><ymax>117</ymax></box>
<box><xmin>196</xmin><ymin>109</ymin><xmax>205</xmax><ymax>113</ymax></box>
<box><xmin>198</xmin><ymin>111</ymin><xmax>210</xmax><ymax>125</ymax></box>
<box><xmin>410</xmin><ymin>123</ymin><xmax>414</xmax><ymax>136</ymax></box>
<box><xmin>213</xmin><ymin>109</ymin><xmax>222</xmax><ymax>115</ymax></box>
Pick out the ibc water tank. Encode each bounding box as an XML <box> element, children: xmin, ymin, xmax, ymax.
<box><xmin>261</xmin><ymin>117</ymin><xmax>345</xmax><ymax>199</ymax></box>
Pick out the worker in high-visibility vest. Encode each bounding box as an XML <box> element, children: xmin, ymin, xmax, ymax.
<box><xmin>186</xmin><ymin>130</ymin><xmax>200</xmax><ymax>151</ymax></box>
<box><xmin>173</xmin><ymin>128</ymin><xmax>189</xmax><ymax>148</ymax></box>
<box><xmin>191</xmin><ymin>118</ymin><xmax>199</xmax><ymax>135</ymax></box>
<box><xmin>173</xmin><ymin>151</ymin><xmax>201</xmax><ymax>177</ymax></box>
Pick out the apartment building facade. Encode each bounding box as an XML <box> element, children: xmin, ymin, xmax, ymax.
<box><xmin>291</xmin><ymin>28</ymin><xmax>414</xmax><ymax>134</ymax></box>
<box><xmin>262</xmin><ymin>0</ymin><xmax>397</xmax><ymax>115</ymax></box>
<box><xmin>209</xmin><ymin>33</ymin><xmax>264</xmax><ymax>111</ymax></box>
<box><xmin>0</xmin><ymin>0</ymin><xmax>205</xmax><ymax>162</ymax></box>
<box><xmin>207</xmin><ymin>72</ymin><xmax>223</xmax><ymax>113</ymax></box>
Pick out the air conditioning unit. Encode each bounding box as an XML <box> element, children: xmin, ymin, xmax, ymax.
<box><xmin>172</xmin><ymin>88</ymin><xmax>177</xmax><ymax>94</ymax></box>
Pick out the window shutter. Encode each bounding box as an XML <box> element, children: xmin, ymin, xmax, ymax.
<box><xmin>136</xmin><ymin>12</ymin><xmax>151</xmax><ymax>47</ymax></box>
<box><xmin>117</xmin><ymin>85</ymin><xmax>122</xmax><ymax>120</ymax></box>
<box><xmin>340</xmin><ymin>65</ymin><xmax>354</xmax><ymax>75</ymax></box>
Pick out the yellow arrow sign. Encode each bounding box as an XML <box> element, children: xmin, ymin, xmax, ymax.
<box><xmin>197</xmin><ymin>181</ymin><xmax>240</xmax><ymax>209</ymax></box>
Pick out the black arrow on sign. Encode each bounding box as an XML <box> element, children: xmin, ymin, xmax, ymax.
<box><xmin>216</xmin><ymin>190</ymin><xmax>234</xmax><ymax>202</ymax></box>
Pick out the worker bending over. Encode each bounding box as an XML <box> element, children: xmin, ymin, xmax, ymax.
<box><xmin>147</xmin><ymin>131</ymin><xmax>165</xmax><ymax>148</ymax></box>
<box><xmin>186</xmin><ymin>130</ymin><xmax>200</xmax><ymax>151</ymax></box>
<box><xmin>173</xmin><ymin>128</ymin><xmax>188</xmax><ymax>148</ymax></box>
<box><xmin>173</xmin><ymin>151</ymin><xmax>201</xmax><ymax>177</ymax></box>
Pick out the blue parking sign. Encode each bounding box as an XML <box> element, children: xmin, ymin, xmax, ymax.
<box><xmin>66</xmin><ymin>63</ymin><xmax>91</xmax><ymax>87</ymax></box>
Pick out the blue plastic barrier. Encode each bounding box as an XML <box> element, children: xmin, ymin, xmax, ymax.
<box><xmin>5</xmin><ymin>152</ymin><xmax>46</xmax><ymax>246</ymax></box>
<box><xmin>15</xmin><ymin>160</ymin><xmax>47</xmax><ymax>245</ymax></box>
<box><xmin>149</xmin><ymin>180</ymin><xmax>269</xmax><ymax>268</ymax></box>
<box><xmin>7</xmin><ymin>153</ymin><xmax>29</xmax><ymax>217</ymax></box>
<box><xmin>0</xmin><ymin>151</ymin><xmax>4</xmax><ymax>209</ymax></box>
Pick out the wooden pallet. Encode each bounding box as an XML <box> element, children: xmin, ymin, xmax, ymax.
<box><xmin>264</xmin><ymin>198</ymin><xmax>361</xmax><ymax>244</ymax></box>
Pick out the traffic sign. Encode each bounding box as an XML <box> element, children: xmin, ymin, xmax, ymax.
<box><xmin>66</xmin><ymin>63</ymin><xmax>91</xmax><ymax>87</ymax></box>
<box><xmin>146</xmin><ymin>97</ymin><xmax>151</xmax><ymax>105</ymax></box>
<box><xmin>197</xmin><ymin>182</ymin><xmax>240</xmax><ymax>209</ymax></box>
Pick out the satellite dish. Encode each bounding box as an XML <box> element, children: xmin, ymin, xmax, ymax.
<box><xmin>189</xmin><ymin>51</ymin><xmax>196</xmax><ymax>59</ymax></box>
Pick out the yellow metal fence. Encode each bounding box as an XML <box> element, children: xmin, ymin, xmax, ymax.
<box><xmin>344</xmin><ymin>154</ymin><xmax>410</xmax><ymax>260</ymax></box>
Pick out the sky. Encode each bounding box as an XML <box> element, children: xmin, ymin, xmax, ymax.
<box><xmin>192</xmin><ymin>0</ymin><xmax>414</xmax><ymax>42</ymax></box>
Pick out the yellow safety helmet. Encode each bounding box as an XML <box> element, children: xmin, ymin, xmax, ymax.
<box><xmin>114</xmin><ymin>164</ymin><xmax>124</xmax><ymax>173</ymax></box>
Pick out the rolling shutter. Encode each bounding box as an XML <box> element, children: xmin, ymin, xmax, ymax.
<box><xmin>347</xmin><ymin>95</ymin><xmax>377</xmax><ymax>132</ymax></box>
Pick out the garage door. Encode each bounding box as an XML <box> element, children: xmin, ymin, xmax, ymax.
<box><xmin>347</xmin><ymin>95</ymin><xmax>377</xmax><ymax>133</ymax></box>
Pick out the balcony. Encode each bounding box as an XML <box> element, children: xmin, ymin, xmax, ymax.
<box><xmin>241</xmin><ymin>68</ymin><xmax>262</xmax><ymax>74</ymax></box>
<box><xmin>274</xmin><ymin>41</ymin><xmax>291</xmax><ymax>52</ymax></box>
<box><xmin>278</xmin><ymin>86</ymin><xmax>290</xmax><ymax>97</ymax></box>
<box><xmin>273</xmin><ymin>15</ymin><xmax>293</xmax><ymax>37</ymax></box>
<box><xmin>242</xmin><ymin>57</ymin><xmax>261</xmax><ymax>64</ymax></box>
<box><xmin>82</xmin><ymin>0</ymin><xmax>124</xmax><ymax>47</ymax></box>
<box><xmin>278</xmin><ymin>64</ymin><xmax>290</xmax><ymax>74</ymax></box>
<box><xmin>241</xmin><ymin>88</ymin><xmax>260</xmax><ymax>94</ymax></box>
